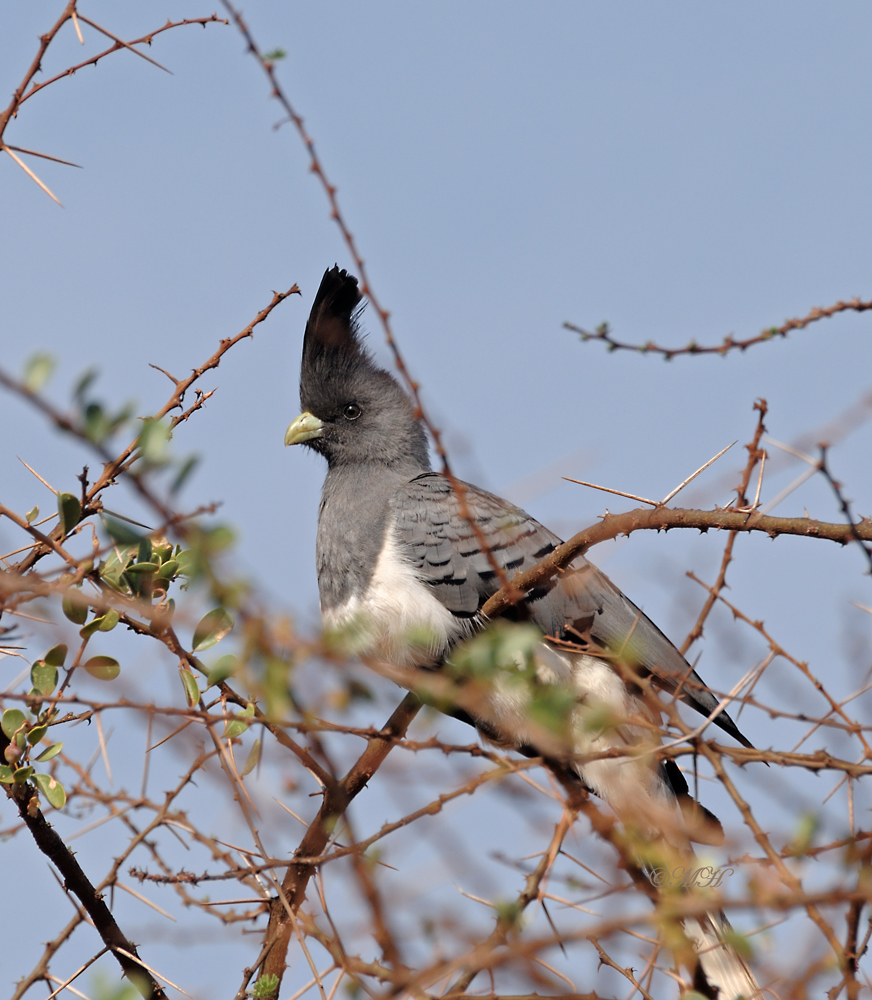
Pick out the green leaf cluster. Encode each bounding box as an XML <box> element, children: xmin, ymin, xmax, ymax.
<box><xmin>448</xmin><ymin>622</ymin><xmax>542</xmax><ymax>681</ymax></box>
<box><xmin>251</xmin><ymin>973</ymin><xmax>280</xmax><ymax>998</ymax></box>
<box><xmin>1</xmin><ymin>645</ymin><xmax>66</xmax><ymax>809</ymax></box>
<box><xmin>97</xmin><ymin>528</ymin><xmax>190</xmax><ymax>605</ymax></box>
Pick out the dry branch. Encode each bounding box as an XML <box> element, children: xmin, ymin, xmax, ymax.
<box><xmin>565</xmin><ymin>297</ymin><xmax>872</xmax><ymax>359</ymax></box>
<box><xmin>482</xmin><ymin>504</ymin><xmax>872</xmax><ymax>619</ymax></box>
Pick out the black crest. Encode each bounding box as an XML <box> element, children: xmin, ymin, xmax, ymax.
<box><xmin>300</xmin><ymin>267</ymin><xmax>379</xmax><ymax>411</ymax></box>
<box><xmin>304</xmin><ymin>266</ymin><xmax>364</xmax><ymax>355</ymax></box>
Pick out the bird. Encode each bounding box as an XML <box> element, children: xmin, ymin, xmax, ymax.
<box><xmin>285</xmin><ymin>265</ymin><xmax>760</xmax><ymax>999</ymax></box>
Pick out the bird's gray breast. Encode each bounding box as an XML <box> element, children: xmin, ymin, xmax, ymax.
<box><xmin>315</xmin><ymin>465</ymin><xmax>409</xmax><ymax>611</ymax></box>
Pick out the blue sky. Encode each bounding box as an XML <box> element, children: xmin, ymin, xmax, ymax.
<box><xmin>2</xmin><ymin>3</ymin><xmax>871</xmax><ymax>996</ymax></box>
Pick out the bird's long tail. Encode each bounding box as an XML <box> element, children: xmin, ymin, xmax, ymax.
<box><xmin>603</xmin><ymin>763</ymin><xmax>761</xmax><ymax>999</ymax></box>
<box><xmin>681</xmin><ymin>906</ymin><xmax>759</xmax><ymax>999</ymax></box>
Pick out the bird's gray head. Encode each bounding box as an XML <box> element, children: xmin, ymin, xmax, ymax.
<box><xmin>285</xmin><ymin>267</ymin><xmax>431</xmax><ymax>471</ymax></box>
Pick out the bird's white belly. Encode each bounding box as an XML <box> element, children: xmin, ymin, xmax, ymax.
<box><xmin>322</xmin><ymin>529</ymin><xmax>469</xmax><ymax>668</ymax></box>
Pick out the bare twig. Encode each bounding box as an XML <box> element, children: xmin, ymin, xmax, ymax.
<box><xmin>566</xmin><ymin>297</ymin><xmax>872</xmax><ymax>359</ymax></box>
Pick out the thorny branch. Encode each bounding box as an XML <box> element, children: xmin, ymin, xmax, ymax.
<box><xmin>565</xmin><ymin>297</ymin><xmax>872</xmax><ymax>360</ymax></box>
<box><xmin>679</xmin><ymin>399</ymin><xmax>769</xmax><ymax>656</ymax></box>
<box><xmin>481</xmin><ymin>504</ymin><xmax>872</xmax><ymax>620</ymax></box>
<box><xmin>252</xmin><ymin>694</ymin><xmax>421</xmax><ymax>997</ymax></box>
<box><xmin>0</xmin><ymin>3</ymin><xmax>226</xmax><ymax>203</ymax></box>
<box><xmin>0</xmin><ymin>754</ymin><xmax>168</xmax><ymax>1000</ymax></box>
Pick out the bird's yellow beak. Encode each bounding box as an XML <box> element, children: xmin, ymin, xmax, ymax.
<box><xmin>284</xmin><ymin>411</ymin><xmax>324</xmax><ymax>446</ymax></box>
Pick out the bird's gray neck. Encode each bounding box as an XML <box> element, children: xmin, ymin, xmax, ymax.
<box><xmin>316</xmin><ymin>461</ymin><xmax>422</xmax><ymax>611</ymax></box>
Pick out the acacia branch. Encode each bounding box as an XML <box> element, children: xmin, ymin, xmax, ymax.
<box><xmin>3</xmin><ymin>776</ymin><xmax>168</xmax><ymax>999</ymax></box>
<box><xmin>482</xmin><ymin>505</ymin><xmax>872</xmax><ymax>619</ymax></box>
<box><xmin>252</xmin><ymin>693</ymin><xmax>421</xmax><ymax>998</ymax></box>
<box><xmin>680</xmin><ymin>399</ymin><xmax>768</xmax><ymax>654</ymax></box>
<box><xmin>566</xmin><ymin>297</ymin><xmax>872</xmax><ymax>360</ymax></box>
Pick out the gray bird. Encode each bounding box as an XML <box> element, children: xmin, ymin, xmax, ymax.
<box><xmin>286</xmin><ymin>266</ymin><xmax>759</xmax><ymax>999</ymax></box>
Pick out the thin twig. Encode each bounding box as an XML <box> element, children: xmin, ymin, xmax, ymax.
<box><xmin>566</xmin><ymin>297</ymin><xmax>872</xmax><ymax>359</ymax></box>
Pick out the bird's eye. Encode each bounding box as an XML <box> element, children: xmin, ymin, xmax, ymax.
<box><xmin>343</xmin><ymin>403</ymin><xmax>362</xmax><ymax>420</ymax></box>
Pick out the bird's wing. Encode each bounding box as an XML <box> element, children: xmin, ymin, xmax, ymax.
<box><xmin>392</xmin><ymin>472</ymin><xmax>751</xmax><ymax>748</ymax></box>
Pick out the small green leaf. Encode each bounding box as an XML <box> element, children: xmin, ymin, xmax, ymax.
<box><xmin>138</xmin><ymin>417</ymin><xmax>171</xmax><ymax>464</ymax></box>
<box><xmin>790</xmin><ymin>812</ymin><xmax>819</xmax><ymax>856</ymax></box>
<box><xmin>13</xmin><ymin>765</ymin><xmax>34</xmax><ymax>783</ymax></box>
<box><xmin>152</xmin><ymin>539</ymin><xmax>173</xmax><ymax>563</ymax></box>
<box><xmin>62</xmin><ymin>589</ymin><xmax>89</xmax><ymax>625</ymax></box>
<box><xmin>206</xmin><ymin>654</ymin><xmax>238</xmax><ymax>686</ymax></box>
<box><xmin>83</xmin><ymin>655</ymin><xmax>120</xmax><ymax>681</ymax></box>
<box><xmin>99</xmin><ymin>544</ymin><xmax>138</xmax><ymax>593</ymax></box>
<box><xmin>137</xmin><ymin>537</ymin><xmax>153</xmax><ymax>564</ymax></box>
<box><xmin>57</xmin><ymin>493</ymin><xmax>82</xmax><ymax>535</ymax></box>
<box><xmin>80</xmin><ymin>608</ymin><xmax>120</xmax><ymax>638</ymax></box>
<box><xmin>156</xmin><ymin>559</ymin><xmax>179</xmax><ymax>581</ymax></box>
<box><xmin>73</xmin><ymin>366</ymin><xmax>98</xmax><ymax>403</ymax></box>
<box><xmin>224</xmin><ymin>703</ymin><xmax>254</xmax><ymax>740</ymax></box>
<box><xmin>126</xmin><ymin>561</ymin><xmax>159</xmax><ymax>574</ymax></box>
<box><xmin>192</xmin><ymin>608</ymin><xmax>234</xmax><ymax>652</ymax></box>
<box><xmin>79</xmin><ymin>618</ymin><xmax>102</xmax><ymax>639</ymax></box>
<box><xmin>35</xmin><ymin>772</ymin><xmax>66</xmax><ymax>809</ymax></box>
<box><xmin>0</xmin><ymin>765</ymin><xmax>13</xmax><ymax>784</ymax></box>
<box><xmin>205</xmin><ymin>524</ymin><xmax>235</xmax><ymax>552</ymax></box>
<box><xmin>1</xmin><ymin>709</ymin><xmax>26</xmax><ymax>739</ymax></box>
<box><xmin>36</xmin><ymin>742</ymin><xmax>63</xmax><ymax>762</ymax></box>
<box><xmin>27</xmin><ymin>724</ymin><xmax>48</xmax><ymax>746</ymax></box>
<box><xmin>45</xmin><ymin>644</ymin><xmax>68</xmax><ymax>667</ymax></box>
<box><xmin>25</xmin><ymin>505</ymin><xmax>39</xmax><ymax>523</ymax></box>
<box><xmin>494</xmin><ymin>899</ymin><xmax>524</xmax><ymax>929</ymax></box>
<box><xmin>83</xmin><ymin>401</ymin><xmax>110</xmax><ymax>443</ymax></box>
<box><xmin>180</xmin><ymin>668</ymin><xmax>200</xmax><ymax>707</ymax></box>
<box><xmin>97</xmin><ymin>608</ymin><xmax>120</xmax><ymax>631</ymax></box>
<box><xmin>31</xmin><ymin>661</ymin><xmax>58</xmax><ymax>696</ymax></box>
<box><xmin>241</xmin><ymin>738</ymin><xmax>261</xmax><ymax>777</ymax></box>
<box><xmin>175</xmin><ymin>549</ymin><xmax>197</xmax><ymax>578</ymax></box>
<box><xmin>23</xmin><ymin>352</ymin><xmax>55</xmax><ymax>392</ymax></box>
<box><xmin>722</xmin><ymin>929</ymin><xmax>753</xmax><ymax>960</ymax></box>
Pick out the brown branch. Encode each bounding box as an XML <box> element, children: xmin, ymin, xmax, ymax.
<box><xmin>699</xmin><ymin>741</ymin><xmax>849</xmax><ymax>978</ymax></box>
<box><xmin>482</xmin><ymin>504</ymin><xmax>872</xmax><ymax>620</ymax></box>
<box><xmin>680</xmin><ymin>399</ymin><xmax>768</xmax><ymax>655</ymax></box>
<box><xmin>565</xmin><ymin>297</ymin><xmax>872</xmax><ymax>360</ymax></box>
<box><xmin>2</xmin><ymin>10</ymin><xmax>227</xmax><ymax>135</ymax></box>
<box><xmin>668</xmin><ymin>743</ymin><xmax>872</xmax><ymax>778</ymax></box>
<box><xmin>4</xmin><ymin>778</ymin><xmax>168</xmax><ymax>999</ymax></box>
<box><xmin>446</xmin><ymin>808</ymin><xmax>577</xmax><ymax>995</ymax></box>
<box><xmin>0</xmin><ymin>2</ymin><xmax>73</xmax><ymax>143</ymax></box>
<box><xmin>10</xmin><ymin>912</ymin><xmax>86</xmax><ymax>1000</ymax></box>
<box><xmin>0</xmin><ymin>501</ymin><xmax>78</xmax><ymax>567</ymax></box>
<box><xmin>254</xmin><ymin>693</ymin><xmax>421</xmax><ymax>998</ymax></box>
<box><xmin>687</xmin><ymin>573</ymin><xmax>871</xmax><ymax>758</ymax></box>
<box><xmin>817</xmin><ymin>445</ymin><xmax>872</xmax><ymax>574</ymax></box>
